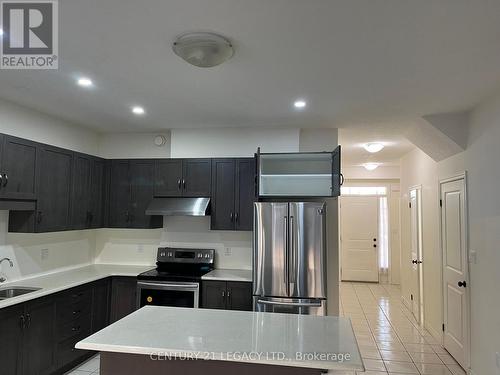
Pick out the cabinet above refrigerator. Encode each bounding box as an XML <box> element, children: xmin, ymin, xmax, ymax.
<box><xmin>256</xmin><ymin>146</ymin><xmax>342</xmax><ymax>198</ymax></box>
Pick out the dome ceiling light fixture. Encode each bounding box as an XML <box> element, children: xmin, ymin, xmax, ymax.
<box><xmin>172</xmin><ymin>32</ymin><xmax>234</xmax><ymax>68</ymax></box>
<box><xmin>363</xmin><ymin>163</ymin><xmax>380</xmax><ymax>171</ymax></box>
<box><xmin>363</xmin><ymin>142</ymin><xmax>384</xmax><ymax>153</ymax></box>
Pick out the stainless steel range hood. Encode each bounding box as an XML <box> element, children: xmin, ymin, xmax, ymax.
<box><xmin>145</xmin><ymin>197</ymin><xmax>210</xmax><ymax>216</ymax></box>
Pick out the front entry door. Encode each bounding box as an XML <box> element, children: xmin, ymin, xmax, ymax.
<box><xmin>441</xmin><ymin>177</ymin><xmax>469</xmax><ymax>369</ymax></box>
<box><xmin>341</xmin><ymin>196</ymin><xmax>379</xmax><ymax>282</ymax></box>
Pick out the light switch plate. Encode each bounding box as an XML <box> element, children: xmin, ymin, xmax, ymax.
<box><xmin>224</xmin><ymin>247</ymin><xmax>232</xmax><ymax>256</ymax></box>
<box><xmin>468</xmin><ymin>250</ymin><xmax>477</xmax><ymax>264</ymax></box>
<box><xmin>41</xmin><ymin>248</ymin><xmax>49</xmax><ymax>261</ymax></box>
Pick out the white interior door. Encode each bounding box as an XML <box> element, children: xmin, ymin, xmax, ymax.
<box><xmin>341</xmin><ymin>196</ymin><xmax>379</xmax><ymax>282</ymax></box>
<box><xmin>409</xmin><ymin>188</ymin><xmax>423</xmax><ymax>324</ymax></box>
<box><xmin>441</xmin><ymin>178</ymin><xmax>469</xmax><ymax>369</ymax></box>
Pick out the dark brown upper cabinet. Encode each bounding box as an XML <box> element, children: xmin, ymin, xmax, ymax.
<box><xmin>211</xmin><ymin>158</ymin><xmax>255</xmax><ymax>231</ymax></box>
<box><xmin>36</xmin><ymin>145</ymin><xmax>74</xmax><ymax>232</ymax></box>
<box><xmin>154</xmin><ymin>158</ymin><xmax>211</xmax><ymax>197</ymax></box>
<box><xmin>0</xmin><ymin>134</ymin><xmax>38</xmax><ymax>200</ymax></box>
<box><xmin>108</xmin><ymin>159</ymin><xmax>162</xmax><ymax>229</ymax></box>
<box><xmin>71</xmin><ymin>153</ymin><xmax>107</xmax><ymax>230</ymax></box>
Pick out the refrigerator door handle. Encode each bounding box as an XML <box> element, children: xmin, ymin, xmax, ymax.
<box><xmin>283</xmin><ymin>215</ymin><xmax>288</xmax><ymax>287</ymax></box>
<box><xmin>256</xmin><ymin>299</ymin><xmax>323</xmax><ymax>308</ymax></box>
<box><xmin>289</xmin><ymin>215</ymin><xmax>296</xmax><ymax>285</ymax></box>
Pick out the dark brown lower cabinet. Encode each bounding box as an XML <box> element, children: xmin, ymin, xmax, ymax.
<box><xmin>0</xmin><ymin>303</ymin><xmax>24</xmax><ymax>375</ymax></box>
<box><xmin>0</xmin><ymin>276</ymin><xmax>134</xmax><ymax>375</ymax></box>
<box><xmin>110</xmin><ymin>276</ymin><xmax>138</xmax><ymax>323</ymax></box>
<box><xmin>202</xmin><ymin>281</ymin><xmax>252</xmax><ymax>311</ymax></box>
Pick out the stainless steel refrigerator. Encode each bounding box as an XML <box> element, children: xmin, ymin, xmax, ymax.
<box><xmin>253</xmin><ymin>202</ymin><xmax>327</xmax><ymax>315</ymax></box>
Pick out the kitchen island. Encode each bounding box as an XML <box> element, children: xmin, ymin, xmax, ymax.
<box><xmin>76</xmin><ymin>306</ymin><xmax>363</xmax><ymax>374</ymax></box>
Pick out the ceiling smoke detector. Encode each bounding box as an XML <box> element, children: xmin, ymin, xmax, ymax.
<box><xmin>173</xmin><ymin>32</ymin><xmax>234</xmax><ymax>68</ymax></box>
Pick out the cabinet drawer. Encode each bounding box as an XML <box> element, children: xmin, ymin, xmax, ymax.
<box><xmin>57</xmin><ymin>315</ymin><xmax>91</xmax><ymax>342</ymax></box>
<box><xmin>57</xmin><ymin>298</ymin><xmax>91</xmax><ymax>325</ymax></box>
<box><xmin>57</xmin><ymin>286</ymin><xmax>92</xmax><ymax>306</ymax></box>
<box><xmin>57</xmin><ymin>334</ymin><xmax>88</xmax><ymax>368</ymax></box>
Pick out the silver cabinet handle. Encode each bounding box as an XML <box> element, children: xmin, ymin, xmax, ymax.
<box><xmin>137</xmin><ymin>281</ymin><xmax>199</xmax><ymax>290</ymax></box>
<box><xmin>257</xmin><ymin>299</ymin><xmax>322</xmax><ymax>308</ymax></box>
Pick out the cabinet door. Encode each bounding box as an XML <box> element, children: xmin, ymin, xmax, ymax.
<box><xmin>202</xmin><ymin>281</ymin><xmax>227</xmax><ymax>309</ymax></box>
<box><xmin>71</xmin><ymin>153</ymin><xmax>92</xmax><ymax>229</ymax></box>
<box><xmin>108</xmin><ymin>160</ymin><xmax>131</xmax><ymax>228</ymax></box>
<box><xmin>182</xmin><ymin>159</ymin><xmax>212</xmax><ymax>197</ymax></box>
<box><xmin>129</xmin><ymin>160</ymin><xmax>161</xmax><ymax>229</ymax></box>
<box><xmin>235</xmin><ymin>158</ymin><xmax>255</xmax><ymax>231</ymax></box>
<box><xmin>89</xmin><ymin>158</ymin><xmax>106</xmax><ymax>228</ymax></box>
<box><xmin>24</xmin><ymin>298</ymin><xmax>56</xmax><ymax>375</ymax></box>
<box><xmin>110</xmin><ymin>277</ymin><xmax>137</xmax><ymax>323</ymax></box>
<box><xmin>0</xmin><ymin>304</ymin><xmax>24</xmax><ymax>375</ymax></box>
<box><xmin>154</xmin><ymin>159</ymin><xmax>183</xmax><ymax>197</ymax></box>
<box><xmin>92</xmin><ymin>279</ymin><xmax>110</xmax><ymax>333</ymax></box>
<box><xmin>211</xmin><ymin>159</ymin><xmax>235</xmax><ymax>230</ymax></box>
<box><xmin>0</xmin><ymin>135</ymin><xmax>38</xmax><ymax>200</ymax></box>
<box><xmin>37</xmin><ymin>146</ymin><xmax>73</xmax><ymax>232</ymax></box>
<box><xmin>227</xmin><ymin>282</ymin><xmax>253</xmax><ymax>311</ymax></box>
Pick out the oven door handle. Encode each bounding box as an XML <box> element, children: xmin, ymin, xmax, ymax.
<box><xmin>137</xmin><ymin>281</ymin><xmax>199</xmax><ymax>290</ymax></box>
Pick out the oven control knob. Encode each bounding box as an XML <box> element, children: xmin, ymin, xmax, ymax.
<box><xmin>168</xmin><ymin>252</ymin><xmax>173</xmax><ymax>257</ymax></box>
<box><xmin>198</xmin><ymin>253</ymin><xmax>202</xmax><ymax>258</ymax></box>
<box><xmin>205</xmin><ymin>254</ymin><xmax>209</xmax><ymax>258</ymax></box>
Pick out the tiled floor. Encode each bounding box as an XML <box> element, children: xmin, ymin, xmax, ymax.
<box><xmin>65</xmin><ymin>354</ymin><xmax>100</xmax><ymax>374</ymax></box>
<box><xmin>340</xmin><ymin>282</ymin><xmax>466</xmax><ymax>375</ymax></box>
<box><xmin>67</xmin><ymin>283</ymin><xmax>466</xmax><ymax>375</ymax></box>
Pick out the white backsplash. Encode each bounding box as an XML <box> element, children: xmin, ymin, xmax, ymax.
<box><xmin>94</xmin><ymin>216</ymin><xmax>252</xmax><ymax>270</ymax></box>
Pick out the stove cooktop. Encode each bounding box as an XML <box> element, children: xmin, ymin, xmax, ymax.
<box><xmin>137</xmin><ymin>267</ymin><xmax>213</xmax><ymax>283</ymax></box>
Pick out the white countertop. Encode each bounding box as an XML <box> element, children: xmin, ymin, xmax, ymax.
<box><xmin>76</xmin><ymin>306</ymin><xmax>363</xmax><ymax>371</ymax></box>
<box><xmin>201</xmin><ymin>269</ymin><xmax>252</xmax><ymax>282</ymax></box>
<box><xmin>0</xmin><ymin>264</ymin><xmax>152</xmax><ymax>309</ymax></box>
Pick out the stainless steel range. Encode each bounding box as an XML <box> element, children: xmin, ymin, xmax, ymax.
<box><xmin>137</xmin><ymin>247</ymin><xmax>214</xmax><ymax>308</ymax></box>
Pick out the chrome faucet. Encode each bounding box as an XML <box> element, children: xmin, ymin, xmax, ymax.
<box><xmin>0</xmin><ymin>257</ymin><xmax>14</xmax><ymax>283</ymax></box>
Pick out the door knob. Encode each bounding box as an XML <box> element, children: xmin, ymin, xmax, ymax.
<box><xmin>458</xmin><ymin>281</ymin><xmax>467</xmax><ymax>288</ymax></box>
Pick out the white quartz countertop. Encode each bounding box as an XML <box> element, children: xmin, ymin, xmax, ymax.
<box><xmin>0</xmin><ymin>264</ymin><xmax>152</xmax><ymax>309</ymax></box>
<box><xmin>76</xmin><ymin>306</ymin><xmax>363</xmax><ymax>371</ymax></box>
<box><xmin>201</xmin><ymin>269</ymin><xmax>252</xmax><ymax>282</ymax></box>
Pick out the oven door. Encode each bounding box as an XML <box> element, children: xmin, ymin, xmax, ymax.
<box><xmin>137</xmin><ymin>281</ymin><xmax>199</xmax><ymax>308</ymax></box>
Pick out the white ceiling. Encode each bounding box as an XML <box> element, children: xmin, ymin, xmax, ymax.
<box><xmin>339</xmin><ymin>125</ymin><xmax>415</xmax><ymax>167</ymax></box>
<box><xmin>1</xmin><ymin>0</ymin><xmax>500</xmax><ymax>133</ymax></box>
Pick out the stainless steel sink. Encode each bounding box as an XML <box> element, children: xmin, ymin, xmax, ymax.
<box><xmin>0</xmin><ymin>287</ymin><xmax>41</xmax><ymax>299</ymax></box>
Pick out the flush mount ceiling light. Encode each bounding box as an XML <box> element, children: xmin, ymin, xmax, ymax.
<box><xmin>132</xmin><ymin>106</ymin><xmax>145</xmax><ymax>115</ymax></box>
<box><xmin>294</xmin><ymin>100</ymin><xmax>307</xmax><ymax>109</ymax></box>
<box><xmin>0</xmin><ymin>29</ymin><xmax>4</xmax><ymax>36</ymax></box>
<box><xmin>363</xmin><ymin>143</ymin><xmax>384</xmax><ymax>153</ymax></box>
<box><xmin>363</xmin><ymin>163</ymin><xmax>380</xmax><ymax>171</ymax></box>
<box><xmin>172</xmin><ymin>32</ymin><xmax>234</xmax><ymax>68</ymax></box>
<box><xmin>77</xmin><ymin>77</ymin><xmax>93</xmax><ymax>87</ymax></box>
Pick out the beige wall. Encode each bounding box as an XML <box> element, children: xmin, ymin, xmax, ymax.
<box><xmin>400</xmin><ymin>87</ymin><xmax>500</xmax><ymax>374</ymax></box>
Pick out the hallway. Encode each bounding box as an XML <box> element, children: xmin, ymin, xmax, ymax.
<box><xmin>340</xmin><ymin>283</ymin><xmax>465</xmax><ymax>375</ymax></box>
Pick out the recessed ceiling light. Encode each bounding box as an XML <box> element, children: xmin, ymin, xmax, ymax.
<box><xmin>363</xmin><ymin>163</ymin><xmax>380</xmax><ymax>171</ymax></box>
<box><xmin>363</xmin><ymin>143</ymin><xmax>384</xmax><ymax>153</ymax></box>
<box><xmin>294</xmin><ymin>100</ymin><xmax>306</xmax><ymax>109</ymax></box>
<box><xmin>77</xmin><ymin>77</ymin><xmax>93</xmax><ymax>87</ymax></box>
<box><xmin>132</xmin><ymin>106</ymin><xmax>145</xmax><ymax>115</ymax></box>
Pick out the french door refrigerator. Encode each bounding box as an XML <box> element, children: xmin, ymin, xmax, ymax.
<box><xmin>253</xmin><ymin>202</ymin><xmax>327</xmax><ymax>316</ymax></box>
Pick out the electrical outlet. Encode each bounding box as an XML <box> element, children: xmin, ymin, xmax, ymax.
<box><xmin>137</xmin><ymin>244</ymin><xmax>144</xmax><ymax>253</ymax></box>
<box><xmin>40</xmin><ymin>248</ymin><xmax>49</xmax><ymax>261</ymax></box>
<box><xmin>224</xmin><ymin>247</ymin><xmax>232</xmax><ymax>256</ymax></box>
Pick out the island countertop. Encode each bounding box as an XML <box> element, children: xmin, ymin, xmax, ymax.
<box><xmin>76</xmin><ymin>306</ymin><xmax>363</xmax><ymax>372</ymax></box>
